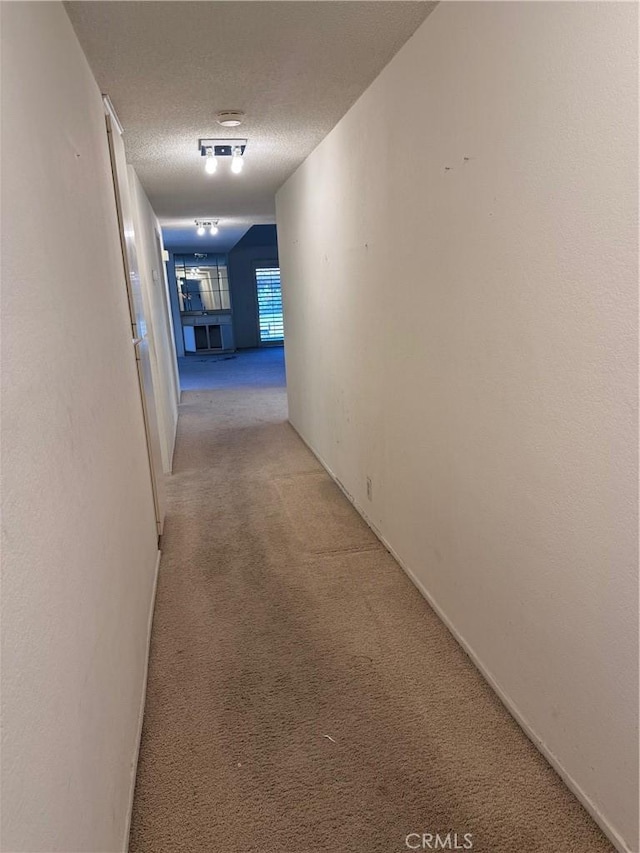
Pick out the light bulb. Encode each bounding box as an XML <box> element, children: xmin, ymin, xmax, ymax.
<box><xmin>209</xmin><ymin>224</ymin><xmax>218</xmax><ymax>236</ymax></box>
<box><xmin>204</xmin><ymin>148</ymin><xmax>217</xmax><ymax>174</ymax></box>
<box><xmin>231</xmin><ymin>147</ymin><xmax>243</xmax><ymax>174</ymax></box>
<box><xmin>197</xmin><ymin>224</ymin><xmax>205</xmax><ymax>236</ymax></box>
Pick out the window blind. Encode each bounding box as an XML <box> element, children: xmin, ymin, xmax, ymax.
<box><xmin>256</xmin><ymin>267</ymin><xmax>284</xmax><ymax>342</ymax></box>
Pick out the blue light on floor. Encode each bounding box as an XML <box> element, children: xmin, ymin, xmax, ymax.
<box><xmin>178</xmin><ymin>346</ymin><xmax>286</xmax><ymax>391</ymax></box>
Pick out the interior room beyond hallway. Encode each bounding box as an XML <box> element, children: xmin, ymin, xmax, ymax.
<box><xmin>178</xmin><ymin>346</ymin><xmax>286</xmax><ymax>392</ymax></box>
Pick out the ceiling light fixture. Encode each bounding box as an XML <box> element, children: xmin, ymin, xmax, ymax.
<box><xmin>204</xmin><ymin>147</ymin><xmax>217</xmax><ymax>174</ymax></box>
<box><xmin>195</xmin><ymin>219</ymin><xmax>220</xmax><ymax>236</ymax></box>
<box><xmin>198</xmin><ymin>138</ymin><xmax>247</xmax><ymax>175</ymax></box>
<box><xmin>216</xmin><ymin>111</ymin><xmax>245</xmax><ymax>128</ymax></box>
<box><xmin>231</xmin><ymin>146</ymin><xmax>243</xmax><ymax>174</ymax></box>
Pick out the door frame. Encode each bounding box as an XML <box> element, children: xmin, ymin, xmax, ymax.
<box><xmin>104</xmin><ymin>95</ymin><xmax>165</xmax><ymax>536</ymax></box>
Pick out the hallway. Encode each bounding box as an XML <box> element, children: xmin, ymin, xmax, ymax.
<box><xmin>2</xmin><ymin>3</ymin><xmax>637</xmax><ymax>851</ymax></box>
<box><xmin>129</xmin><ymin>352</ymin><xmax>612</xmax><ymax>853</ymax></box>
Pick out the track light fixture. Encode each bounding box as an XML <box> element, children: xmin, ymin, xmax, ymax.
<box><xmin>198</xmin><ymin>138</ymin><xmax>247</xmax><ymax>175</ymax></box>
<box><xmin>195</xmin><ymin>219</ymin><xmax>220</xmax><ymax>236</ymax></box>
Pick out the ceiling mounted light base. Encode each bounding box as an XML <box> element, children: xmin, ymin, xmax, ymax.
<box><xmin>199</xmin><ymin>138</ymin><xmax>247</xmax><ymax>157</ymax></box>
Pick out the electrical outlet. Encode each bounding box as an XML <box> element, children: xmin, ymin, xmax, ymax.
<box><xmin>366</xmin><ymin>476</ymin><xmax>373</xmax><ymax>501</ymax></box>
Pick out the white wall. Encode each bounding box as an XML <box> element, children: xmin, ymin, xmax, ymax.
<box><xmin>276</xmin><ymin>3</ymin><xmax>638</xmax><ymax>851</ymax></box>
<box><xmin>165</xmin><ymin>252</ymin><xmax>186</xmax><ymax>358</ymax></box>
<box><xmin>129</xmin><ymin>167</ymin><xmax>180</xmax><ymax>473</ymax></box>
<box><xmin>1</xmin><ymin>3</ymin><xmax>160</xmax><ymax>851</ymax></box>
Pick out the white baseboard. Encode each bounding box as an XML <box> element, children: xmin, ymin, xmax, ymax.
<box><xmin>121</xmin><ymin>549</ymin><xmax>161</xmax><ymax>852</ymax></box>
<box><xmin>288</xmin><ymin>420</ymin><xmax>635</xmax><ymax>853</ymax></box>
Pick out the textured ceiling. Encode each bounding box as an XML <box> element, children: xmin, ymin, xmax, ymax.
<box><xmin>66</xmin><ymin>1</ymin><xmax>437</xmax><ymax>247</ymax></box>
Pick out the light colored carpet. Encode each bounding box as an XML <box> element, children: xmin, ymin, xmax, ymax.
<box><xmin>129</xmin><ymin>366</ymin><xmax>613</xmax><ymax>852</ymax></box>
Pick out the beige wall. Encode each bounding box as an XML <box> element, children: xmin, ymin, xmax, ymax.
<box><xmin>1</xmin><ymin>3</ymin><xmax>160</xmax><ymax>850</ymax></box>
<box><xmin>276</xmin><ymin>3</ymin><xmax>638</xmax><ymax>850</ymax></box>
<box><xmin>129</xmin><ymin>167</ymin><xmax>180</xmax><ymax>473</ymax></box>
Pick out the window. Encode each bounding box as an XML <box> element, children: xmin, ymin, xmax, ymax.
<box><xmin>256</xmin><ymin>266</ymin><xmax>283</xmax><ymax>343</ymax></box>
